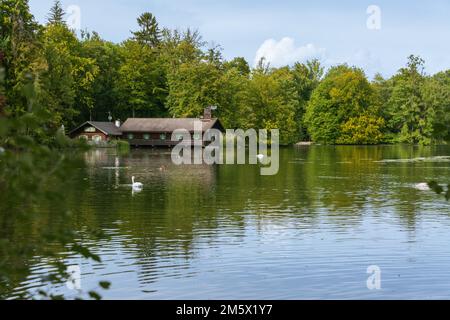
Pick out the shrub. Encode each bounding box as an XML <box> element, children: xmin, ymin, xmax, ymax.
<box><xmin>337</xmin><ymin>115</ymin><xmax>385</xmax><ymax>145</ymax></box>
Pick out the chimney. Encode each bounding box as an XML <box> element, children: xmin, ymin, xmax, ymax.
<box><xmin>203</xmin><ymin>107</ymin><xmax>212</xmax><ymax>121</ymax></box>
<box><xmin>115</xmin><ymin>119</ymin><xmax>121</xmax><ymax>128</ymax></box>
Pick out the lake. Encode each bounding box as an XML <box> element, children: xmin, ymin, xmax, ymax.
<box><xmin>6</xmin><ymin>145</ymin><xmax>450</xmax><ymax>299</ymax></box>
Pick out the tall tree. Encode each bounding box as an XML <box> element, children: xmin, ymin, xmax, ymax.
<box><xmin>217</xmin><ymin>60</ymin><xmax>251</xmax><ymax>128</ymax></box>
<box><xmin>159</xmin><ymin>28</ymin><xmax>205</xmax><ymax>71</ymax></box>
<box><xmin>223</xmin><ymin>57</ymin><xmax>250</xmax><ymax>76</ymax></box>
<box><xmin>78</xmin><ymin>32</ymin><xmax>122</xmax><ymax>123</ymax></box>
<box><xmin>166</xmin><ymin>59</ymin><xmax>222</xmax><ymax>118</ymax></box>
<box><xmin>423</xmin><ymin>70</ymin><xmax>450</xmax><ymax>142</ymax></box>
<box><xmin>387</xmin><ymin>55</ymin><xmax>433</xmax><ymax>145</ymax></box>
<box><xmin>116</xmin><ymin>40</ymin><xmax>167</xmax><ymax>118</ymax></box>
<box><xmin>0</xmin><ymin>0</ymin><xmax>45</xmax><ymax>116</ymax></box>
<box><xmin>40</xmin><ymin>23</ymin><xmax>98</xmax><ymax>127</ymax></box>
<box><xmin>47</xmin><ymin>0</ymin><xmax>65</xmax><ymax>25</ymax></box>
<box><xmin>241</xmin><ymin>67</ymin><xmax>299</xmax><ymax>145</ymax></box>
<box><xmin>372</xmin><ymin>74</ymin><xmax>391</xmax><ymax>114</ymax></box>
<box><xmin>132</xmin><ymin>12</ymin><xmax>162</xmax><ymax>47</ymax></box>
<box><xmin>291</xmin><ymin>59</ymin><xmax>324</xmax><ymax>140</ymax></box>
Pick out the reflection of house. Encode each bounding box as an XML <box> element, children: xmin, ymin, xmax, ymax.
<box><xmin>69</xmin><ymin>121</ymin><xmax>122</xmax><ymax>142</ymax></box>
<box><xmin>69</xmin><ymin>108</ymin><xmax>225</xmax><ymax>147</ymax></box>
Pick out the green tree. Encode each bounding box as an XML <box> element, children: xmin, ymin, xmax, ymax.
<box><xmin>39</xmin><ymin>23</ymin><xmax>98</xmax><ymax>127</ymax></box>
<box><xmin>371</xmin><ymin>73</ymin><xmax>392</xmax><ymax>124</ymax></box>
<box><xmin>291</xmin><ymin>59</ymin><xmax>324</xmax><ymax>140</ymax></box>
<box><xmin>78</xmin><ymin>32</ymin><xmax>122</xmax><ymax>122</ymax></box>
<box><xmin>166</xmin><ymin>59</ymin><xmax>222</xmax><ymax>118</ymax></box>
<box><xmin>132</xmin><ymin>12</ymin><xmax>162</xmax><ymax>47</ymax></box>
<box><xmin>223</xmin><ymin>57</ymin><xmax>250</xmax><ymax>76</ymax></box>
<box><xmin>47</xmin><ymin>0</ymin><xmax>65</xmax><ymax>25</ymax></box>
<box><xmin>206</xmin><ymin>44</ymin><xmax>223</xmax><ymax>66</ymax></box>
<box><xmin>1</xmin><ymin>21</ymin><xmax>108</xmax><ymax>300</ymax></box>
<box><xmin>241</xmin><ymin>67</ymin><xmax>299</xmax><ymax>145</ymax></box>
<box><xmin>422</xmin><ymin>70</ymin><xmax>450</xmax><ymax>142</ymax></box>
<box><xmin>0</xmin><ymin>0</ymin><xmax>45</xmax><ymax>116</ymax></box>
<box><xmin>216</xmin><ymin>67</ymin><xmax>249</xmax><ymax>128</ymax></box>
<box><xmin>387</xmin><ymin>55</ymin><xmax>433</xmax><ymax>145</ymax></box>
<box><xmin>116</xmin><ymin>40</ymin><xmax>167</xmax><ymax>118</ymax></box>
<box><xmin>159</xmin><ymin>28</ymin><xmax>205</xmax><ymax>71</ymax></box>
<box><xmin>305</xmin><ymin>65</ymin><xmax>377</xmax><ymax>144</ymax></box>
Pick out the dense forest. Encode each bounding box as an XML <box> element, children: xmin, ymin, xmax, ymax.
<box><xmin>1</xmin><ymin>0</ymin><xmax>450</xmax><ymax>145</ymax></box>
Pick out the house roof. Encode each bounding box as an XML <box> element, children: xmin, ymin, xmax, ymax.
<box><xmin>120</xmin><ymin>118</ymin><xmax>224</xmax><ymax>133</ymax></box>
<box><xmin>69</xmin><ymin>121</ymin><xmax>123</xmax><ymax>136</ymax></box>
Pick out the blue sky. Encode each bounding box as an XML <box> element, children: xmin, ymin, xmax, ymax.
<box><xmin>29</xmin><ymin>0</ymin><xmax>450</xmax><ymax>78</ymax></box>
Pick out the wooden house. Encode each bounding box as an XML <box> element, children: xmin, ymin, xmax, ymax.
<box><xmin>69</xmin><ymin>108</ymin><xmax>225</xmax><ymax>147</ymax></box>
<box><xmin>69</xmin><ymin>121</ymin><xmax>122</xmax><ymax>142</ymax></box>
<box><xmin>120</xmin><ymin>117</ymin><xmax>224</xmax><ymax>147</ymax></box>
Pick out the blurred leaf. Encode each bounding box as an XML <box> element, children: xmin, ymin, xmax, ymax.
<box><xmin>88</xmin><ymin>291</ymin><xmax>102</xmax><ymax>300</ymax></box>
<box><xmin>71</xmin><ymin>244</ymin><xmax>101</xmax><ymax>262</ymax></box>
<box><xmin>428</xmin><ymin>181</ymin><xmax>444</xmax><ymax>194</ymax></box>
<box><xmin>99</xmin><ymin>281</ymin><xmax>111</xmax><ymax>289</ymax></box>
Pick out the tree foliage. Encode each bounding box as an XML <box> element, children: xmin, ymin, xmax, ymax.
<box><xmin>116</xmin><ymin>40</ymin><xmax>167</xmax><ymax>118</ymax></box>
<box><xmin>0</xmin><ymin>46</ymin><xmax>106</xmax><ymax>299</ymax></box>
<box><xmin>305</xmin><ymin>65</ymin><xmax>378</xmax><ymax>144</ymax></box>
<box><xmin>40</xmin><ymin>23</ymin><xmax>99</xmax><ymax>127</ymax></box>
<box><xmin>132</xmin><ymin>12</ymin><xmax>162</xmax><ymax>47</ymax></box>
<box><xmin>47</xmin><ymin>0</ymin><xmax>65</xmax><ymax>25</ymax></box>
<box><xmin>387</xmin><ymin>55</ymin><xmax>433</xmax><ymax>144</ymax></box>
<box><xmin>241</xmin><ymin>67</ymin><xmax>299</xmax><ymax>145</ymax></box>
<box><xmin>337</xmin><ymin>115</ymin><xmax>385</xmax><ymax>145</ymax></box>
<box><xmin>77</xmin><ymin>32</ymin><xmax>121</xmax><ymax>122</ymax></box>
<box><xmin>291</xmin><ymin>59</ymin><xmax>324</xmax><ymax>140</ymax></box>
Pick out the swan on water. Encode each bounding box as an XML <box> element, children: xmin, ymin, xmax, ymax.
<box><xmin>414</xmin><ymin>183</ymin><xmax>430</xmax><ymax>191</ymax></box>
<box><xmin>132</xmin><ymin>187</ymin><xmax>142</xmax><ymax>195</ymax></box>
<box><xmin>132</xmin><ymin>176</ymin><xmax>143</xmax><ymax>189</ymax></box>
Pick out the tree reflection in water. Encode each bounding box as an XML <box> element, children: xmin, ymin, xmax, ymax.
<box><xmin>2</xmin><ymin>145</ymin><xmax>450</xmax><ymax>299</ymax></box>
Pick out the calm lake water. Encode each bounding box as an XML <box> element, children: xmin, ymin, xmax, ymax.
<box><xmin>7</xmin><ymin>145</ymin><xmax>450</xmax><ymax>299</ymax></box>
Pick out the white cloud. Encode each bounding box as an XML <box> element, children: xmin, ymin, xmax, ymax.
<box><xmin>253</xmin><ymin>37</ymin><xmax>326</xmax><ymax>68</ymax></box>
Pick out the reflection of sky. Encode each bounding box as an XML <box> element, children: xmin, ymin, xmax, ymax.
<box><xmin>17</xmin><ymin>211</ymin><xmax>450</xmax><ymax>299</ymax></box>
<box><xmin>30</xmin><ymin>0</ymin><xmax>450</xmax><ymax>78</ymax></box>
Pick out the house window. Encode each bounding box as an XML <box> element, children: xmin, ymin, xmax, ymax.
<box><xmin>175</xmin><ymin>133</ymin><xmax>184</xmax><ymax>141</ymax></box>
<box><xmin>193</xmin><ymin>133</ymin><xmax>201</xmax><ymax>140</ymax></box>
<box><xmin>93</xmin><ymin>135</ymin><xmax>102</xmax><ymax>143</ymax></box>
<box><xmin>127</xmin><ymin>133</ymin><xmax>134</xmax><ymax>140</ymax></box>
<box><xmin>143</xmin><ymin>134</ymin><xmax>150</xmax><ymax>140</ymax></box>
<box><xmin>160</xmin><ymin>133</ymin><xmax>166</xmax><ymax>140</ymax></box>
<box><xmin>84</xmin><ymin>127</ymin><xmax>96</xmax><ymax>133</ymax></box>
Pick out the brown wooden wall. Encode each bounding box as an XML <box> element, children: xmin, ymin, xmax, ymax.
<box><xmin>72</xmin><ymin>129</ymin><xmax>108</xmax><ymax>141</ymax></box>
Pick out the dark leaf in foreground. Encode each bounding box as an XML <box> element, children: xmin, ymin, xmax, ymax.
<box><xmin>428</xmin><ymin>181</ymin><xmax>444</xmax><ymax>194</ymax></box>
<box><xmin>88</xmin><ymin>291</ymin><xmax>102</xmax><ymax>300</ymax></box>
<box><xmin>99</xmin><ymin>281</ymin><xmax>111</xmax><ymax>289</ymax></box>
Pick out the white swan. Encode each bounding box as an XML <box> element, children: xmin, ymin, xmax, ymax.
<box><xmin>131</xmin><ymin>187</ymin><xmax>142</xmax><ymax>195</ymax></box>
<box><xmin>414</xmin><ymin>182</ymin><xmax>430</xmax><ymax>191</ymax></box>
<box><xmin>132</xmin><ymin>176</ymin><xmax>143</xmax><ymax>189</ymax></box>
